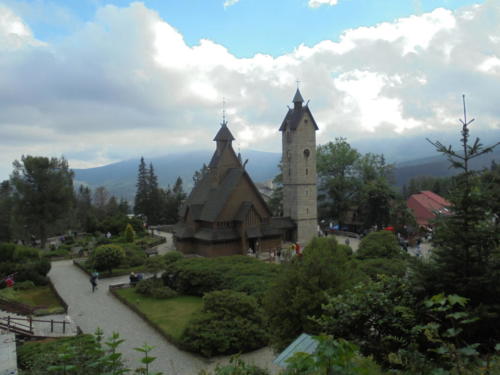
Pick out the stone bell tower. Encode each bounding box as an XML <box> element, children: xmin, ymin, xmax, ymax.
<box><xmin>279</xmin><ymin>88</ymin><xmax>318</xmax><ymax>246</ymax></box>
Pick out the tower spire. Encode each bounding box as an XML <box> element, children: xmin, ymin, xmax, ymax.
<box><xmin>221</xmin><ymin>97</ymin><xmax>227</xmax><ymax>127</ymax></box>
<box><xmin>293</xmin><ymin>87</ymin><xmax>304</xmax><ymax>109</ymax></box>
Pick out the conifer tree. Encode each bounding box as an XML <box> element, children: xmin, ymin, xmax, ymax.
<box><xmin>134</xmin><ymin>157</ymin><xmax>148</xmax><ymax>217</ymax></box>
<box><xmin>146</xmin><ymin>163</ymin><xmax>162</xmax><ymax>225</ymax></box>
<box><xmin>415</xmin><ymin>96</ymin><xmax>500</xmax><ymax>348</ymax></box>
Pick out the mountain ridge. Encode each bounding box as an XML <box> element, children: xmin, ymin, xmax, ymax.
<box><xmin>73</xmin><ymin>147</ymin><xmax>499</xmax><ymax>200</ymax></box>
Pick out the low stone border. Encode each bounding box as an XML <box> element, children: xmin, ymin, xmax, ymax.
<box><xmin>46</xmin><ymin>279</ymin><xmax>69</xmax><ymax>313</ymax></box>
<box><xmin>108</xmin><ymin>284</ymin><xmax>182</xmax><ymax>348</ymax></box>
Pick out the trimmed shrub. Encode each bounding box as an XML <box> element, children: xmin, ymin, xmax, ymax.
<box><xmin>136</xmin><ymin>278</ymin><xmax>177</xmax><ymax>299</ymax></box>
<box><xmin>162</xmin><ymin>255</ymin><xmax>279</xmax><ymax>298</ymax></box>
<box><xmin>181</xmin><ymin>290</ymin><xmax>268</xmax><ymax>357</ymax></box>
<box><xmin>124</xmin><ymin>223</ymin><xmax>135</xmax><ymax>243</ymax></box>
<box><xmin>163</xmin><ymin>251</ymin><xmax>183</xmax><ymax>265</ymax></box>
<box><xmin>150</xmin><ymin>286</ymin><xmax>177</xmax><ymax>299</ymax></box>
<box><xmin>92</xmin><ymin>244</ymin><xmax>125</xmax><ymax>274</ymax></box>
<box><xmin>122</xmin><ymin>251</ymin><xmax>146</xmax><ymax>267</ymax></box>
<box><xmin>136</xmin><ymin>278</ymin><xmax>163</xmax><ymax>295</ymax></box>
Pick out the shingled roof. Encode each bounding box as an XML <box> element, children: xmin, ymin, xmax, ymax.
<box><xmin>279</xmin><ymin>89</ymin><xmax>319</xmax><ymax>131</ymax></box>
<box><xmin>213</xmin><ymin>123</ymin><xmax>235</xmax><ymax>141</ymax></box>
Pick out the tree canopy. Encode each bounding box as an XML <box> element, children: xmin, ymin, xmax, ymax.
<box><xmin>10</xmin><ymin>156</ymin><xmax>74</xmax><ymax>248</ymax></box>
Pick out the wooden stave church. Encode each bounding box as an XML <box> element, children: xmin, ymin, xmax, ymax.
<box><xmin>173</xmin><ymin>118</ymin><xmax>295</xmax><ymax>257</ymax></box>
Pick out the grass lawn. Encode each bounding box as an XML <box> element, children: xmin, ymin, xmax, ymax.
<box><xmin>115</xmin><ymin>289</ymin><xmax>202</xmax><ymax>341</ymax></box>
<box><xmin>0</xmin><ymin>286</ymin><xmax>64</xmax><ymax>314</ymax></box>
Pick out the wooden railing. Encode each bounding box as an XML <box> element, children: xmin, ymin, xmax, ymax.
<box><xmin>0</xmin><ymin>315</ymin><xmax>69</xmax><ymax>336</ymax></box>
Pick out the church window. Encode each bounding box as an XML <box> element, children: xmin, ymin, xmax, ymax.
<box><xmin>306</xmin><ymin>168</ymin><xmax>308</xmax><ymax>175</ymax></box>
<box><xmin>286</xmin><ymin>130</ymin><xmax>291</xmax><ymax>143</ymax></box>
<box><xmin>288</xmin><ymin>168</ymin><xmax>291</xmax><ymax>176</ymax></box>
<box><xmin>304</xmin><ymin>119</ymin><xmax>308</xmax><ymax>124</ymax></box>
<box><xmin>287</xmin><ymin>150</ymin><xmax>291</xmax><ymax>160</ymax></box>
<box><xmin>307</xmin><ymin>208</ymin><xmax>309</xmax><ymax>214</ymax></box>
<box><xmin>303</xmin><ymin>149</ymin><xmax>310</xmax><ymax>158</ymax></box>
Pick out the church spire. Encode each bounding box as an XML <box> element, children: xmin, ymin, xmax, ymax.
<box><xmin>213</xmin><ymin>98</ymin><xmax>235</xmax><ymax>143</ymax></box>
<box><xmin>293</xmin><ymin>88</ymin><xmax>304</xmax><ymax>109</ymax></box>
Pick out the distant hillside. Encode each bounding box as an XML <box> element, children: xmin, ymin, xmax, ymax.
<box><xmin>73</xmin><ymin>150</ymin><xmax>281</xmax><ymax>201</ymax></box>
<box><xmin>394</xmin><ymin>147</ymin><xmax>499</xmax><ymax>188</ymax></box>
<box><xmin>73</xmin><ymin>146</ymin><xmax>498</xmax><ymax>201</ymax></box>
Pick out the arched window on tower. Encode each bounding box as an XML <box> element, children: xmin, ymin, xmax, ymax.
<box><xmin>286</xmin><ymin>130</ymin><xmax>291</xmax><ymax>143</ymax></box>
<box><xmin>306</xmin><ymin>168</ymin><xmax>308</xmax><ymax>175</ymax></box>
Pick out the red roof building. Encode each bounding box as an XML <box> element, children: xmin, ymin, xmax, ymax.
<box><xmin>407</xmin><ymin>190</ymin><xmax>451</xmax><ymax>227</ymax></box>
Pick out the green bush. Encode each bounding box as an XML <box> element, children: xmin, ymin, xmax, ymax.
<box><xmin>0</xmin><ymin>260</ymin><xmax>49</xmax><ymax>286</ymax></box>
<box><xmin>150</xmin><ymin>286</ymin><xmax>177</xmax><ymax>299</ymax></box>
<box><xmin>357</xmin><ymin>231</ymin><xmax>404</xmax><ymax>259</ymax></box>
<box><xmin>181</xmin><ymin>290</ymin><xmax>268</xmax><ymax>357</ymax></box>
<box><xmin>263</xmin><ymin>236</ymin><xmax>367</xmax><ymax>350</ymax></box>
<box><xmin>122</xmin><ymin>251</ymin><xmax>146</xmax><ymax>267</ymax></box>
<box><xmin>358</xmin><ymin>257</ymin><xmax>407</xmax><ymax>279</ymax></box>
<box><xmin>163</xmin><ymin>255</ymin><xmax>279</xmax><ymax>298</ymax></box>
<box><xmin>92</xmin><ymin>244</ymin><xmax>125</xmax><ymax>274</ymax></box>
<box><xmin>0</xmin><ymin>242</ymin><xmax>16</xmax><ymax>262</ymax></box>
<box><xmin>136</xmin><ymin>278</ymin><xmax>163</xmax><ymax>295</ymax></box>
<box><xmin>135</xmin><ymin>278</ymin><xmax>177</xmax><ymax>299</ymax></box>
<box><xmin>13</xmin><ymin>280</ymin><xmax>36</xmax><ymax>290</ymax></box>
<box><xmin>163</xmin><ymin>250</ymin><xmax>183</xmax><ymax>265</ymax></box>
<box><xmin>13</xmin><ymin>245</ymin><xmax>40</xmax><ymax>261</ymax></box>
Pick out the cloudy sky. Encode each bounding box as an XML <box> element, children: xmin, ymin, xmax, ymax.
<box><xmin>0</xmin><ymin>0</ymin><xmax>499</xmax><ymax>181</ymax></box>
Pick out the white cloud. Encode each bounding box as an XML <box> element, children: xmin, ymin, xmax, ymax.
<box><xmin>308</xmin><ymin>0</ymin><xmax>339</xmax><ymax>8</ymax></box>
<box><xmin>223</xmin><ymin>0</ymin><xmax>240</xmax><ymax>9</ymax></box>
<box><xmin>0</xmin><ymin>4</ymin><xmax>45</xmax><ymax>49</ymax></box>
<box><xmin>0</xmin><ymin>1</ymin><xmax>499</xmax><ymax>180</ymax></box>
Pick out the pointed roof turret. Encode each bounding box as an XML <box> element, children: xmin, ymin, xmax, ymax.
<box><xmin>293</xmin><ymin>88</ymin><xmax>304</xmax><ymax>105</ymax></box>
<box><xmin>279</xmin><ymin>88</ymin><xmax>319</xmax><ymax>131</ymax></box>
<box><xmin>213</xmin><ymin>122</ymin><xmax>235</xmax><ymax>142</ymax></box>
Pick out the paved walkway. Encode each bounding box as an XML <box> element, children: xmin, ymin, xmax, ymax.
<box><xmin>151</xmin><ymin>230</ymin><xmax>175</xmax><ymax>255</ymax></box>
<box><xmin>48</xmin><ymin>260</ymin><xmax>280</xmax><ymax>375</ymax></box>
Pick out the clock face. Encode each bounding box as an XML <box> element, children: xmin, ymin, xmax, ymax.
<box><xmin>303</xmin><ymin>149</ymin><xmax>310</xmax><ymax>158</ymax></box>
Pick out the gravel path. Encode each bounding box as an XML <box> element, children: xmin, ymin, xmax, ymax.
<box><xmin>48</xmin><ymin>260</ymin><xmax>280</xmax><ymax>375</ymax></box>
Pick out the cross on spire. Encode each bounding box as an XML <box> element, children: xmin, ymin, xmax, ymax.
<box><xmin>221</xmin><ymin>97</ymin><xmax>227</xmax><ymax>126</ymax></box>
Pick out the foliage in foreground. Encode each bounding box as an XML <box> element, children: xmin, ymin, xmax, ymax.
<box><xmin>263</xmin><ymin>236</ymin><xmax>366</xmax><ymax>350</ymax></box>
<box><xmin>283</xmin><ymin>336</ymin><xmax>384</xmax><ymax>375</ymax></box>
<box><xmin>413</xmin><ymin>102</ymin><xmax>500</xmax><ymax>350</ymax></box>
<box><xmin>317</xmin><ymin>275</ymin><xmax>418</xmax><ymax>365</ymax></box>
<box><xmin>18</xmin><ymin>329</ymin><xmax>162</xmax><ymax>375</ymax></box>
<box><xmin>199</xmin><ymin>356</ymin><xmax>270</xmax><ymax>375</ymax></box>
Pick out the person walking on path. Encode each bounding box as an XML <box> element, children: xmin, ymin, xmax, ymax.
<box><xmin>90</xmin><ymin>272</ymin><xmax>98</xmax><ymax>292</ymax></box>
